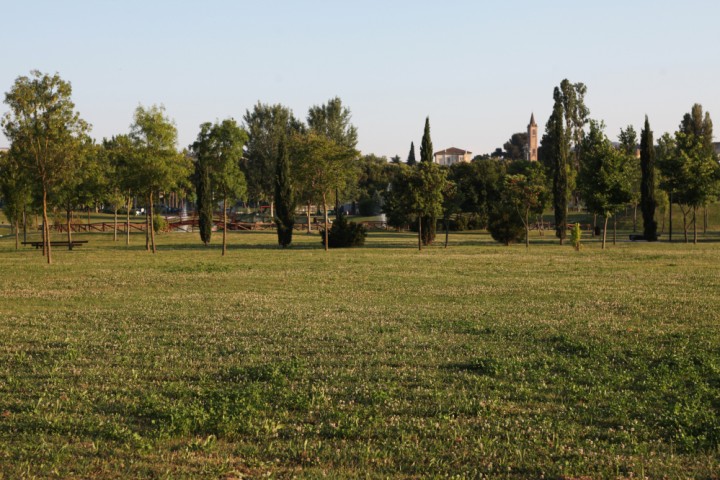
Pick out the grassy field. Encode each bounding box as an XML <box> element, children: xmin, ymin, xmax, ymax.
<box><xmin>0</xmin><ymin>228</ymin><xmax>719</xmax><ymax>478</ymax></box>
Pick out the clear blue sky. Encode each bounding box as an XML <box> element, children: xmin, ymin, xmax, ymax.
<box><xmin>2</xmin><ymin>0</ymin><xmax>719</xmax><ymax>157</ymax></box>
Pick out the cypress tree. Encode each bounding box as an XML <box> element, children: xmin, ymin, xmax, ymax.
<box><xmin>419</xmin><ymin>117</ymin><xmax>436</xmax><ymax>245</ymax></box>
<box><xmin>407</xmin><ymin>141</ymin><xmax>417</xmax><ymax>166</ymax></box>
<box><xmin>274</xmin><ymin>135</ymin><xmax>295</xmax><ymax>247</ymax></box>
<box><xmin>195</xmin><ymin>158</ymin><xmax>212</xmax><ymax>246</ymax></box>
<box><xmin>640</xmin><ymin>116</ymin><xmax>657</xmax><ymax>241</ymax></box>
<box><xmin>546</xmin><ymin>88</ymin><xmax>568</xmax><ymax>243</ymax></box>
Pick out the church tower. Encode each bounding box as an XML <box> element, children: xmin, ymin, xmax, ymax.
<box><xmin>527</xmin><ymin>113</ymin><xmax>538</xmax><ymax>161</ymax></box>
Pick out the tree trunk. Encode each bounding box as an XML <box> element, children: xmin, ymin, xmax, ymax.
<box><xmin>126</xmin><ymin>197</ymin><xmax>131</xmax><ymax>246</ymax></box>
<box><xmin>270</xmin><ymin>200</ymin><xmax>274</xmax><ymax>220</ymax></box>
<box><xmin>42</xmin><ymin>187</ymin><xmax>51</xmax><ymax>264</ymax></box>
<box><xmin>593</xmin><ymin>213</ymin><xmax>597</xmax><ymax>237</ymax></box>
<box><xmin>150</xmin><ymin>192</ymin><xmax>157</xmax><ymax>254</ymax></box>
<box><xmin>602</xmin><ymin>216</ymin><xmax>609</xmax><ymax>250</ymax></box>
<box><xmin>307</xmin><ymin>201</ymin><xmax>311</xmax><ymax>234</ymax></box>
<box><xmin>14</xmin><ymin>218</ymin><xmax>19</xmax><ymax>250</ymax></box>
<box><xmin>417</xmin><ymin>216</ymin><xmax>422</xmax><ymax>251</ymax></box>
<box><xmin>113</xmin><ymin>206</ymin><xmax>118</xmax><ymax>241</ymax></box>
<box><xmin>323</xmin><ymin>194</ymin><xmax>329</xmax><ymax>252</ymax></box>
<box><xmin>613</xmin><ymin>216</ymin><xmax>617</xmax><ymax>245</ymax></box>
<box><xmin>145</xmin><ymin>197</ymin><xmax>150</xmax><ymax>251</ymax></box>
<box><xmin>693</xmin><ymin>206</ymin><xmax>697</xmax><ymax>245</ymax></box>
<box><xmin>668</xmin><ymin>195</ymin><xmax>673</xmax><ymax>242</ymax></box>
<box><xmin>87</xmin><ymin>206</ymin><xmax>91</xmax><ymax>228</ymax></box>
<box><xmin>525</xmin><ymin>210</ymin><xmax>530</xmax><ymax>249</ymax></box>
<box><xmin>222</xmin><ymin>197</ymin><xmax>227</xmax><ymax>256</ymax></box>
<box><xmin>22</xmin><ymin>208</ymin><xmax>27</xmax><ymax>244</ymax></box>
<box><xmin>67</xmin><ymin>208</ymin><xmax>73</xmax><ymax>250</ymax></box>
<box><xmin>633</xmin><ymin>204</ymin><xmax>637</xmax><ymax>233</ymax></box>
<box><xmin>703</xmin><ymin>205</ymin><xmax>708</xmax><ymax>234</ymax></box>
<box><xmin>444</xmin><ymin>216</ymin><xmax>449</xmax><ymax>248</ymax></box>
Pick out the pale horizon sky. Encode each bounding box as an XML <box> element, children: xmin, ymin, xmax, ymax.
<box><xmin>1</xmin><ymin>0</ymin><xmax>719</xmax><ymax>158</ymax></box>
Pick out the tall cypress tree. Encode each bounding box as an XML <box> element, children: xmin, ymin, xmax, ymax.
<box><xmin>407</xmin><ymin>141</ymin><xmax>417</xmax><ymax>166</ymax></box>
<box><xmin>544</xmin><ymin>88</ymin><xmax>568</xmax><ymax>243</ymax></box>
<box><xmin>274</xmin><ymin>135</ymin><xmax>295</xmax><ymax>247</ymax></box>
<box><xmin>419</xmin><ymin>117</ymin><xmax>436</xmax><ymax>245</ymax></box>
<box><xmin>195</xmin><ymin>159</ymin><xmax>212</xmax><ymax>246</ymax></box>
<box><xmin>640</xmin><ymin>116</ymin><xmax>657</xmax><ymax>241</ymax></box>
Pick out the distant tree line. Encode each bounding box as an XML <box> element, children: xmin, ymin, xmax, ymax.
<box><xmin>1</xmin><ymin>71</ymin><xmax>719</xmax><ymax>263</ymax></box>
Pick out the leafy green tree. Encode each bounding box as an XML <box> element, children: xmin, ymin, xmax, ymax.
<box><xmin>54</xmin><ymin>139</ymin><xmax>96</xmax><ymax>248</ymax></box>
<box><xmin>503</xmin><ymin>165</ymin><xmax>548</xmax><ymax>248</ymax></box>
<box><xmin>274</xmin><ymin>135</ymin><xmax>294</xmax><ymax>247</ymax></box>
<box><xmin>383</xmin><ymin>163</ymin><xmax>415</xmax><ymax>230</ymax></box>
<box><xmin>244</xmin><ymin>103</ymin><xmax>303</xmax><ymax>217</ymax></box>
<box><xmin>2</xmin><ymin>71</ymin><xmax>90</xmax><ymax>263</ymax></box>
<box><xmin>407</xmin><ymin>141</ymin><xmax>417</xmax><ymax>166</ymax></box>
<box><xmin>419</xmin><ymin>117</ymin><xmax>437</xmax><ymax>245</ymax></box>
<box><xmin>103</xmin><ymin>134</ymin><xmax>136</xmax><ymax>245</ymax></box>
<box><xmin>639</xmin><ymin>116</ymin><xmax>658</xmax><ymax>241</ymax></box>
<box><xmin>128</xmin><ymin>104</ymin><xmax>190</xmax><ymax>254</ymax></box>
<box><xmin>618</xmin><ymin>125</ymin><xmax>641</xmax><ymax>232</ymax></box>
<box><xmin>356</xmin><ymin>154</ymin><xmax>393</xmax><ymax>216</ymax></box>
<box><xmin>307</xmin><ymin>97</ymin><xmax>359</xmax><ymax>213</ymax></box>
<box><xmin>191</xmin><ymin>119</ymin><xmax>248</xmax><ymax>255</ymax></box>
<box><xmin>677</xmin><ymin>104</ymin><xmax>719</xmax><ymax>243</ymax></box>
<box><xmin>292</xmin><ymin>132</ymin><xmax>356</xmax><ymax>251</ymax></box>
<box><xmin>578</xmin><ymin>121</ymin><xmax>632</xmax><ymax>249</ymax></box>
<box><xmin>0</xmin><ymin>148</ymin><xmax>32</xmax><ymax>249</ymax></box>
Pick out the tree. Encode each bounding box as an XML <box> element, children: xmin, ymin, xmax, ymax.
<box><xmin>540</xmin><ymin>87</ymin><xmax>569</xmax><ymax>243</ymax></box>
<box><xmin>618</xmin><ymin>125</ymin><xmax>641</xmax><ymax>232</ymax></box>
<box><xmin>307</xmin><ymin>97</ymin><xmax>359</xmax><ymax>213</ymax></box>
<box><xmin>503</xmin><ymin>132</ymin><xmax>528</xmax><ymax>161</ymax></box>
<box><xmin>409</xmin><ymin>161</ymin><xmax>447</xmax><ymax>251</ymax></box>
<box><xmin>639</xmin><ymin>116</ymin><xmax>658</xmax><ymax>241</ymax></box>
<box><xmin>104</xmin><ymin>134</ymin><xmax>136</xmax><ymax>246</ymax></box>
<box><xmin>407</xmin><ymin>141</ymin><xmax>417</xmax><ymax>166</ymax></box>
<box><xmin>128</xmin><ymin>104</ymin><xmax>190</xmax><ymax>254</ymax></box>
<box><xmin>192</xmin><ymin>145</ymin><xmax>213</xmax><ymax>246</ymax></box>
<box><xmin>54</xmin><ymin>138</ymin><xmax>95</xmax><ymax>249</ymax></box>
<box><xmin>243</xmin><ymin>103</ymin><xmax>303</xmax><ymax>217</ymax></box>
<box><xmin>2</xmin><ymin>71</ymin><xmax>90</xmax><ymax>263</ymax></box>
<box><xmin>191</xmin><ymin>119</ymin><xmax>248</xmax><ymax>255</ymax></box>
<box><xmin>292</xmin><ymin>132</ymin><xmax>356</xmax><ymax>251</ymax></box>
<box><xmin>577</xmin><ymin>121</ymin><xmax>632</xmax><ymax>249</ymax></box>
<box><xmin>0</xmin><ymin>148</ymin><xmax>32</xmax><ymax>249</ymax></box>
<box><xmin>274</xmin><ymin>135</ymin><xmax>294</xmax><ymax>247</ymax></box>
<box><xmin>419</xmin><ymin>117</ymin><xmax>437</xmax><ymax>245</ymax></box>
<box><xmin>503</xmin><ymin>165</ymin><xmax>548</xmax><ymax>248</ymax></box>
<box><xmin>677</xmin><ymin>104</ymin><xmax>719</xmax><ymax>243</ymax></box>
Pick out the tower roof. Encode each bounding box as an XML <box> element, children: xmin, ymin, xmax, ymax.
<box><xmin>529</xmin><ymin>113</ymin><xmax>537</xmax><ymax>126</ymax></box>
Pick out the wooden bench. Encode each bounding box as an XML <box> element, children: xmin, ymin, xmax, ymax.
<box><xmin>22</xmin><ymin>240</ymin><xmax>88</xmax><ymax>250</ymax></box>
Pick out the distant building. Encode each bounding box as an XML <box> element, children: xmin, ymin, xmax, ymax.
<box><xmin>434</xmin><ymin>147</ymin><xmax>472</xmax><ymax>166</ymax></box>
<box><xmin>527</xmin><ymin>113</ymin><xmax>538</xmax><ymax>161</ymax></box>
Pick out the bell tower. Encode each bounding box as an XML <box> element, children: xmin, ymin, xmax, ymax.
<box><xmin>527</xmin><ymin>113</ymin><xmax>538</xmax><ymax>162</ymax></box>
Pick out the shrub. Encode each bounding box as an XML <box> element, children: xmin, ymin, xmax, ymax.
<box><xmin>321</xmin><ymin>213</ymin><xmax>367</xmax><ymax>248</ymax></box>
<box><xmin>153</xmin><ymin>214</ymin><xmax>168</xmax><ymax>233</ymax></box>
<box><xmin>487</xmin><ymin>205</ymin><xmax>524</xmax><ymax>245</ymax></box>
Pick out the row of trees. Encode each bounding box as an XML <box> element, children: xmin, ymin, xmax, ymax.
<box><xmin>2</xmin><ymin>71</ymin><xmax>719</xmax><ymax>263</ymax></box>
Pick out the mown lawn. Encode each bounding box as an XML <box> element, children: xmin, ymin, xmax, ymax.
<box><xmin>0</xmin><ymin>229</ymin><xmax>719</xmax><ymax>478</ymax></box>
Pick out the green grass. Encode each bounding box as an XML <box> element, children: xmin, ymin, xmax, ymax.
<box><xmin>1</xmin><ymin>229</ymin><xmax>719</xmax><ymax>478</ymax></box>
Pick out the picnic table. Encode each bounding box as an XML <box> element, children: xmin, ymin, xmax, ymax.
<box><xmin>22</xmin><ymin>240</ymin><xmax>89</xmax><ymax>250</ymax></box>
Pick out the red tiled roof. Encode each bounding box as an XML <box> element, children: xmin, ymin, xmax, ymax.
<box><xmin>434</xmin><ymin>147</ymin><xmax>471</xmax><ymax>155</ymax></box>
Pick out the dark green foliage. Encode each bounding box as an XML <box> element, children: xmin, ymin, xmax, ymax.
<box><xmin>542</xmin><ymin>87</ymin><xmax>569</xmax><ymax>242</ymax></box>
<box><xmin>503</xmin><ymin>132</ymin><xmax>528</xmax><ymax>160</ymax></box>
<box><xmin>419</xmin><ymin>117</ymin><xmax>436</xmax><ymax>245</ymax></box>
<box><xmin>487</xmin><ymin>203</ymin><xmax>525</xmax><ymax>245</ymax></box>
<box><xmin>320</xmin><ymin>211</ymin><xmax>367</xmax><ymax>248</ymax></box>
<box><xmin>274</xmin><ymin>136</ymin><xmax>295</xmax><ymax>247</ymax></box>
<box><xmin>407</xmin><ymin>141</ymin><xmax>416</xmax><ymax>166</ymax></box>
<box><xmin>640</xmin><ymin>116</ymin><xmax>658</xmax><ymax>241</ymax></box>
<box><xmin>194</xmin><ymin>159</ymin><xmax>212</xmax><ymax>245</ymax></box>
